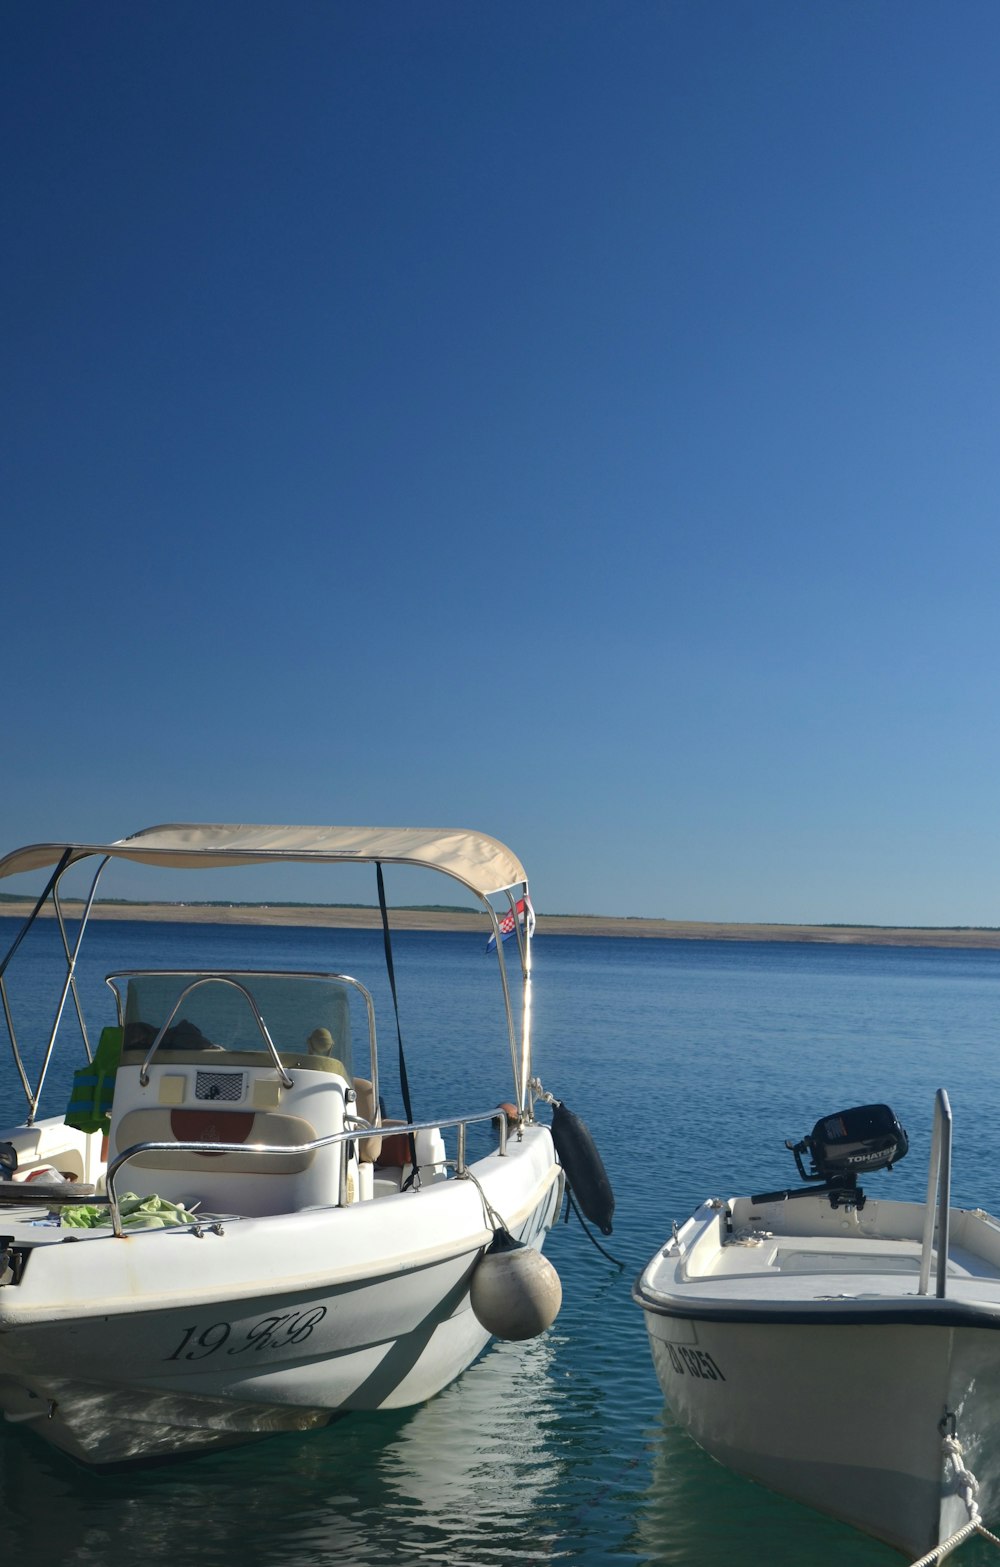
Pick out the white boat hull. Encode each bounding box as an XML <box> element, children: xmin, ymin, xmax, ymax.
<box><xmin>643</xmin><ymin>1310</ymin><xmax>1000</xmax><ymax>1556</ymax></box>
<box><xmin>0</xmin><ymin>822</ymin><xmax>582</xmax><ymax>1468</ymax></box>
<box><xmin>635</xmin><ymin>1192</ymin><xmax>1000</xmax><ymax>1557</ymax></box>
<box><xmin>0</xmin><ymin>1126</ymin><xmax>562</xmax><ymax>1465</ymax></box>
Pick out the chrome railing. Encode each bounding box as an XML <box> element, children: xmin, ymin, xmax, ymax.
<box><xmin>135</xmin><ymin>975</ymin><xmax>293</xmax><ymax>1088</ymax></box>
<box><xmin>918</xmin><ymin>1088</ymin><xmax>952</xmax><ymax>1299</ymax></box>
<box><xmin>103</xmin><ymin>1106</ymin><xmax>511</xmax><ymax>1237</ymax></box>
<box><xmin>105</xmin><ymin>969</ymin><xmax>380</xmax><ymax>1112</ymax></box>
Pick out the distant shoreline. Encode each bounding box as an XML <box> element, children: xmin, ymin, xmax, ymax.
<box><xmin>2</xmin><ymin>901</ymin><xmax>1000</xmax><ymax>949</ymax></box>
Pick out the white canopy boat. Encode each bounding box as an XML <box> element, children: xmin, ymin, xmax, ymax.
<box><xmin>0</xmin><ymin>823</ymin><xmax>608</xmax><ymax>1466</ymax></box>
<box><xmin>634</xmin><ymin>1096</ymin><xmax>1000</xmax><ymax>1561</ymax></box>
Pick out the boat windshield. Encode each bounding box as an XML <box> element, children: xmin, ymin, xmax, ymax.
<box><xmin>109</xmin><ymin>971</ymin><xmax>356</xmax><ymax>1077</ymax></box>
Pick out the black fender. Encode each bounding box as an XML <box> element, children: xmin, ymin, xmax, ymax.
<box><xmin>550</xmin><ymin>1100</ymin><xmax>614</xmax><ymax>1235</ymax></box>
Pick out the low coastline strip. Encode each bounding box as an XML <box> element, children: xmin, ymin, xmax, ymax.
<box><xmin>2</xmin><ymin>901</ymin><xmax>999</xmax><ymax>949</ymax></box>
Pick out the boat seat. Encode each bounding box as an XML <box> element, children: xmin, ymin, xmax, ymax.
<box><xmin>112</xmin><ymin>1107</ymin><xmax>317</xmax><ymax>1174</ymax></box>
<box><xmin>373</xmin><ymin>1121</ymin><xmax>449</xmax><ymax>1185</ymax></box>
<box><xmin>107</xmin><ymin>1053</ymin><xmax>353</xmax><ymax>1215</ymax></box>
<box><xmin>375</xmin><ymin>1119</ymin><xmax>413</xmax><ymax>1170</ymax></box>
<box><xmin>352</xmin><ymin>1078</ymin><xmax>382</xmax><ymax>1162</ymax></box>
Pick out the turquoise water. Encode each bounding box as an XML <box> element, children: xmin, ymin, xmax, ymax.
<box><xmin>1</xmin><ymin>917</ymin><xmax>1000</xmax><ymax>1565</ymax></box>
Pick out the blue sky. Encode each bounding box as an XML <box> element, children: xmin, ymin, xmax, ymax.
<box><xmin>4</xmin><ymin>2</ymin><xmax>1000</xmax><ymax>924</ymax></box>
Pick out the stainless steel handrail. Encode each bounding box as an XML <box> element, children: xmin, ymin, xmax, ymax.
<box><xmin>106</xmin><ymin>968</ymin><xmax>379</xmax><ymax>1112</ymax></box>
<box><xmin>104</xmin><ymin>1106</ymin><xmax>510</xmax><ymax>1237</ymax></box>
<box><xmin>133</xmin><ymin>976</ymin><xmax>294</xmax><ymax>1088</ymax></box>
<box><xmin>918</xmin><ymin>1088</ymin><xmax>952</xmax><ymax>1299</ymax></box>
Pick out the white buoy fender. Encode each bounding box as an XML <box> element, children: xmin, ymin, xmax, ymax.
<box><xmin>470</xmin><ymin>1230</ymin><xmax>562</xmax><ymax>1340</ymax></box>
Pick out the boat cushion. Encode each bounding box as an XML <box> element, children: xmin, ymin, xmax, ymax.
<box><xmin>375</xmin><ymin>1120</ymin><xmax>413</xmax><ymax>1169</ymax></box>
<box><xmin>352</xmin><ymin>1077</ymin><xmax>382</xmax><ymax>1162</ymax></box>
<box><xmin>112</xmin><ymin>1108</ymin><xmax>317</xmax><ymax>1173</ymax></box>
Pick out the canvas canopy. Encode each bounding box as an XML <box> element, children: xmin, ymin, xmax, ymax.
<box><xmin>0</xmin><ymin>824</ymin><xmax>528</xmax><ymax>901</ymax></box>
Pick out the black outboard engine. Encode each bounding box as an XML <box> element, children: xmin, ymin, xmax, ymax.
<box><xmin>782</xmin><ymin>1104</ymin><xmax>908</xmax><ymax>1207</ymax></box>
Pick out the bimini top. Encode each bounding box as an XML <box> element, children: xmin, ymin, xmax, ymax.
<box><xmin>0</xmin><ymin>824</ymin><xmax>528</xmax><ymax>900</ymax></box>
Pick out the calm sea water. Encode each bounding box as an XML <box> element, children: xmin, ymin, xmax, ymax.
<box><xmin>1</xmin><ymin>916</ymin><xmax>999</xmax><ymax>1566</ymax></box>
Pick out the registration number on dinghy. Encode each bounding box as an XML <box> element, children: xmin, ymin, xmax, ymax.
<box><xmin>663</xmin><ymin>1345</ymin><xmax>726</xmax><ymax>1381</ymax></box>
<box><xmin>165</xmin><ymin>1307</ymin><xmax>327</xmax><ymax>1361</ymax></box>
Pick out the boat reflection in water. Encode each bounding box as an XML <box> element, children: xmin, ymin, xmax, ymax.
<box><xmin>379</xmin><ymin>1335</ymin><xmax>563</xmax><ymax>1556</ymax></box>
<box><xmin>636</xmin><ymin>1408</ymin><xmax>901</xmax><ymax>1567</ymax></box>
<box><xmin>0</xmin><ymin>1336</ymin><xmax>564</xmax><ymax>1567</ymax></box>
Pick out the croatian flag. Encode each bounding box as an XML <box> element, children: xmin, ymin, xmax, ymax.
<box><xmin>486</xmin><ymin>897</ymin><xmax>534</xmax><ymax>954</ymax></box>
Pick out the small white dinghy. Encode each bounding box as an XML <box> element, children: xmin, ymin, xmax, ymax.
<box><xmin>0</xmin><ymin>823</ymin><xmax>592</xmax><ymax>1466</ymax></box>
<box><xmin>634</xmin><ymin>1095</ymin><xmax>1000</xmax><ymax>1561</ymax></box>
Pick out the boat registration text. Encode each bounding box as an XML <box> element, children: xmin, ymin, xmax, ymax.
<box><xmin>664</xmin><ymin>1344</ymin><xmax>726</xmax><ymax>1381</ymax></box>
<box><xmin>165</xmin><ymin>1307</ymin><xmax>328</xmax><ymax>1361</ymax></box>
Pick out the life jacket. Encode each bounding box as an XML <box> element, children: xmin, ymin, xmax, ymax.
<box><xmin>65</xmin><ymin>1026</ymin><xmax>123</xmax><ymax>1135</ymax></box>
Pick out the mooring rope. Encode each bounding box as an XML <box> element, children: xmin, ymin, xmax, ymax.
<box><xmin>907</xmin><ymin>1432</ymin><xmax>1000</xmax><ymax>1567</ymax></box>
<box><xmin>564</xmin><ymin>1186</ymin><xmax>625</xmax><ymax>1268</ymax></box>
<box><xmin>459</xmin><ymin>1164</ymin><xmax>510</xmax><ymax>1239</ymax></box>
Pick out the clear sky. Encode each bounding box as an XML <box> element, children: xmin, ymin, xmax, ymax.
<box><xmin>4</xmin><ymin>2</ymin><xmax>1000</xmax><ymax>924</ymax></box>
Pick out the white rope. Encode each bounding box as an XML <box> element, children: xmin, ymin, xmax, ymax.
<box><xmin>944</xmin><ymin>1433</ymin><xmax>982</xmax><ymax>1524</ymax></box>
<box><xmin>907</xmin><ymin>1433</ymin><xmax>1000</xmax><ymax>1567</ymax></box>
<box><xmin>529</xmin><ymin>1076</ymin><xmax>557</xmax><ymax>1106</ymax></box>
<box><xmin>458</xmin><ymin>1164</ymin><xmax>510</xmax><ymax>1238</ymax></box>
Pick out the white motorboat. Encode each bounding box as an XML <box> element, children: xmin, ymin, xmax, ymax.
<box><xmin>634</xmin><ymin>1096</ymin><xmax>1000</xmax><ymax>1561</ymax></box>
<box><xmin>0</xmin><ymin>823</ymin><xmax>604</xmax><ymax>1466</ymax></box>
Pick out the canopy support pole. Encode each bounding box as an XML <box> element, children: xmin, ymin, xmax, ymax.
<box><xmin>28</xmin><ymin>856</ymin><xmax>110</xmax><ymax>1122</ymax></box>
<box><xmin>0</xmin><ymin>849</ymin><xmax>74</xmax><ymax>1110</ymax></box>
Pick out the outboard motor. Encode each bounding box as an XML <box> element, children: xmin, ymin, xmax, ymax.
<box><xmin>755</xmin><ymin>1104</ymin><xmax>909</xmax><ymax>1209</ymax></box>
<box><xmin>781</xmin><ymin>1104</ymin><xmax>908</xmax><ymax>1208</ymax></box>
<box><xmin>788</xmin><ymin>1104</ymin><xmax>909</xmax><ymax>1183</ymax></box>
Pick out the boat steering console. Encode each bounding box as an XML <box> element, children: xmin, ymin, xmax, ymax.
<box><xmin>753</xmin><ymin>1103</ymin><xmax>909</xmax><ymax>1210</ymax></box>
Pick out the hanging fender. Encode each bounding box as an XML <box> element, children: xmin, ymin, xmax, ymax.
<box><xmin>550</xmin><ymin>1100</ymin><xmax>615</xmax><ymax>1236</ymax></box>
<box><xmin>470</xmin><ymin>1229</ymin><xmax>562</xmax><ymax>1340</ymax></box>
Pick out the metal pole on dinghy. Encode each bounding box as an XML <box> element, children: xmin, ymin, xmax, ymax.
<box><xmin>918</xmin><ymin>1089</ymin><xmax>952</xmax><ymax>1299</ymax></box>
